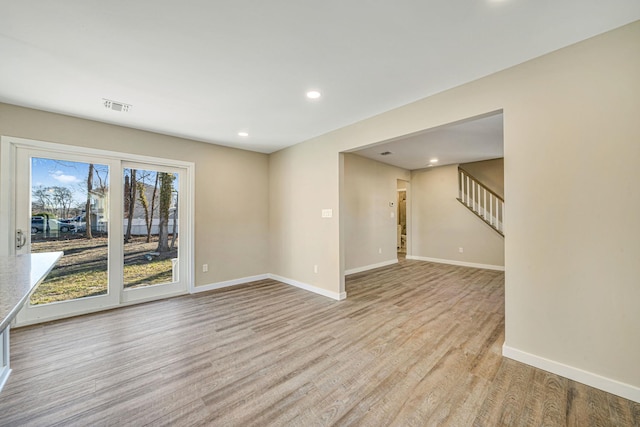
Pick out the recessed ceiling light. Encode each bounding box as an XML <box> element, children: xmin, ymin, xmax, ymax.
<box><xmin>306</xmin><ymin>90</ymin><xmax>321</xmax><ymax>99</ymax></box>
<box><xmin>429</xmin><ymin>158</ymin><xmax>439</xmax><ymax>163</ymax></box>
<box><xmin>238</xmin><ymin>131</ymin><xmax>249</xmax><ymax>137</ymax></box>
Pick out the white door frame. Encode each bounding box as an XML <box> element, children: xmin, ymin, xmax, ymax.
<box><xmin>0</xmin><ymin>136</ymin><xmax>195</xmax><ymax>325</ymax></box>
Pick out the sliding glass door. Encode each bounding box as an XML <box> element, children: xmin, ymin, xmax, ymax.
<box><xmin>3</xmin><ymin>137</ymin><xmax>193</xmax><ymax>325</ymax></box>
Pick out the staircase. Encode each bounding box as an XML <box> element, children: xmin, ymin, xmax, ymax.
<box><xmin>457</xmin><ymin>167</ymin><xmax>504</xmax><ymax>236</ymax></box>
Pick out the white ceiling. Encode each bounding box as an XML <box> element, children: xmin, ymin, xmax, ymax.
<box><xmin>352</xmin><ymin>112</ymin><xmax>503</xmax><ymax>170</ymax></box>
<box><xmin>1</xmin><ymin>1</ymin><xmax>639</xmax><ymax>154</ymax></box>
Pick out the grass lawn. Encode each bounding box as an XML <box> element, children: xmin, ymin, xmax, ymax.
<box><xmin>31</xmin><ymin>235</ymin><xmax>177</xmax><ymax>305</ymax></box>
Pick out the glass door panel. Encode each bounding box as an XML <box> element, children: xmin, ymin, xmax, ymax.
<box><xmin>122</xmin><ymin>163</ymin><xmax>185</xmax><ymax>303</ymax></box>
<box><xmin>30</xmin><ymin>158</ymin><xmax>110</xmax><ymax>304</ymax></box>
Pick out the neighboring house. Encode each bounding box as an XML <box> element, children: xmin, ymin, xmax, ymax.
<box><xmin>124</xmin><ymin>179</ymin><xmax>178</xmax><ymax>236</ymax></box>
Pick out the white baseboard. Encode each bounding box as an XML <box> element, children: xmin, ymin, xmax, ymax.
<box><xmin>193</xmin><ymin>273</ymin><xmax>346</xmax><ymax>301</ymax></box>
<box><xmin>345</xmin><ymin>259</ymin><xmax>398</xmax><ymax>275</ymax></box>
<box><xmin>268</xmin><ymin>274</ymin><xmax>346</xmax><ymax>301</ymax></box>
<box><xmin>503</xmin><ymin>344</ymin><xmax>640</xmax><ymax>403</ymax></box>
<box><xmin>406</xmin><ymin>255</ymin><xmax>504</xmax><ymax>271</ymax></box>
<box><xmin>192</xmin><ymin>274</ymin><xmax>269</xmax><ymax>293</ymax></box>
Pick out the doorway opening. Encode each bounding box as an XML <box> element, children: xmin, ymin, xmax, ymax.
<box><xmin>341</xmin><ymin>110</ymin><xmax>504</xmax><ymax>288</ymax></box>
<box><xmin>397</xmin><ymin>180</ymin><xmax>408</xmax><ymax>255</ymax></box>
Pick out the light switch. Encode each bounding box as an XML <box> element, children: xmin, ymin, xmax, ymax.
<box><xmin>322</xmin><ymin>209</ymin><xmax>333</xmax><ymax>218</ymax></box>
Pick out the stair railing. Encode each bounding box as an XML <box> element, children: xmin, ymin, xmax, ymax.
<box><xmin>457</xmin><ymin>167</ymin><xmax>504</xmax><ymax>236</ymax></box>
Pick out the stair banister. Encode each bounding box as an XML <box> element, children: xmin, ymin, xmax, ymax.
<box><xmin>457</xmin><ymin>166</ymin><xmax>504</xmax><ymax>236</ymax></box>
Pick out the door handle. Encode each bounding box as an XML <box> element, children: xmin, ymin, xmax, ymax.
<box><xmin>16</xmin><ymin>229</ymin><xmax>26</xmax><ymax>249</ymax></box>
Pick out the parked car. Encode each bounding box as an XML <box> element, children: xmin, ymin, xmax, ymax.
<box><xmin>52</xmin><ymin>219</ymin><xmax>76</xmax><ymax>233</ymax></box>
<box><xmin>31</xmin><ymin>217</ymin><xmax>76</xmax><ymax>234</ymax></box>
<box><xmin>71</xmin><ymin>213</ymin><xmax>107</xmax><ymax>233</ymax></box>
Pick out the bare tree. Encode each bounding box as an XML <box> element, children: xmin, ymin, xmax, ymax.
<box><xmin>135</xmin><ymin>172</ymin><xmax>150</xmax><ymax>240</ymax></box>
<box><xmin>85</xmin><ymin>164</ymin><xmax>94</xmax><ymax>239</ymax></box>
<box><xmin>32</xmin><ymin>186</ymin><xmax>52</xmax><ymax>213</ymax></box>
<box><xmin>124</xmin><ymin>169</ymin><xmax>137</xmax><ymax>243</ymax></box>
<box><xmin>93</xmin><ymin>166</ymin><xmax>109</xmax><ymax>195</ymax></box>
<box><xmin>136</xmin><ymin>180</ymin><xmax>150</xmax><ymax>242</ymax></box>
<box><xmin>51</xmin><ymin>186</ymin><xmax>73</xmax><ymax>218</ymax></box>
<box><xmin>89</xmin><ymin>164</ymin><xmax>109</xmax><ymax>235</ymax></box>
<box><xmin>170</xmin><ymin>192</ymin><xmax>178</xmax><ymax>250</ymax></box>
<box><xmin>156</xmin><ymin>172</ymin><xmax>175</xmax><ymax>252</ymax></box>
<box><xmin>135</xmin><ymin>171</ymin><xmax>160</xmax><ymax>243</ymax></box>
<box><xmin>148</xmin><ymin>173</ymin><xmax>159</xmax><ymax>242</ymax></box>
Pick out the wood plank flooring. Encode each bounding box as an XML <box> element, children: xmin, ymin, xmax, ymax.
<box><xmin>0</xmin><ymin>259</ymin><xmax>638</xmax><ymax>426</ymax></box>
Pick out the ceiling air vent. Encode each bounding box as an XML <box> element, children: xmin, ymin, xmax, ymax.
<box><xmin>380</xmin><ymin>151</ymin><xmax>393</xmax><ymax>156</ymax></box>
<box><xmin>103</xmin><ymin>99</ymin><xmax>131</xmax><ymax>112</ymax></box>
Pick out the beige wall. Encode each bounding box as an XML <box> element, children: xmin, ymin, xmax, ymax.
<box><xmin>269</xmin><ymin>140</ymin><xmax>343</xmax><ymax>295</ymax></box>
<box><xmin>269</xmin><ymin>21</ymin><xmax>640</xmax><ymax>394</ymax></box>
<box><xmin>411</xmin><ymin>164</ymin><xmax>504</xmax><ymax>267</ymax></box>
<box><xmin>460</xmin><ymin>158</ymin><xmax>504</xmax><ymax>198</ymax></box>
<box><xmin>0</xmin><ymin>103</ymin><xmax>270</xmax><ymax>286</ymax></box>
<box><xmin>343</xmin><ymin>153</ymin><xmax>410</xmax><ymax>271</ymax></box>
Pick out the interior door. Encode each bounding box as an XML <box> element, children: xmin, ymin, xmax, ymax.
<box><xmin>14</xmin><ymin>148</ymin><xmax>121</xmax><ymax>324</ymax></box>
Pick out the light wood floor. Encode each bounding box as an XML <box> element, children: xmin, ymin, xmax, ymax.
<box><xmin>0</xmin><ymin>259</ymin><xmax>638</xmax><ymax>426</ymax></box>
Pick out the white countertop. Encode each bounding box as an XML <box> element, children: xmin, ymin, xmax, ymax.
<box><xmin>0</xmin><ymin>252</ymin><xmax>63</xmax><ymax>331</ymax></box>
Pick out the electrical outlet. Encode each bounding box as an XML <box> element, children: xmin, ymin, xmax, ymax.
<box><xmin>458</xmin><ymin>247</ymin><xmax>464</xmax><ymax>253</ymax></box>
<box><xmin>202</xmin><ymin>264</ymin><xmax>208</xmax><ymax>272</ymax></box>
<box><xmin>378</xmin><ymin>248</ymin><xmax>382</xmax><ymax>254</ymax></box>
<box><xmin>314</xmin><ymin>264</ymin><xmax>318</xmax><ymax>273</ymax></box>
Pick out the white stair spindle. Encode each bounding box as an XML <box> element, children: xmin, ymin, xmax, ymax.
<box><xmin>471</xmin><ymin>178</ymin><xmax>474</xmax><ymax>209</ymax></box>
<box><xmin>466</xmin><ymin>175</ymin><xmax>470</xmax><ymax>206</ymax></box>
<box><xmin>489</xmin><ymin>194</ymin><xmax>493</xmax><ymax>226</ymax></box>
<box><xmin>470</xmin><ymin>177</ymin><xmax>474</xmax><ymax>207</ymax></box>
<box><xmin>474</xmin><ymin>180</ymin><xmax>478</xmax><ymax>211</ymax></box>
<box><xmin>483</xmin><ymin>188</ymin><xmax>487</xmax><ymax>220</ymax></box>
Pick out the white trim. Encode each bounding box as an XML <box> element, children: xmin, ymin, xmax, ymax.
<box><xmin>406</xmin><ymin>255</ymin><xmax>504</xmax><ymax>271</ymax></box>
<box><xmin>345</xmin><ymin>259</ymin><xmax>398</xmax><ymax>275</ymax></box>
<box><xmin>192</xmin><ymin>274</ymin><xmax>270</xmax><ymax>293</ymax></box>
<box><xmin>14</xmin><ymin>290</ymin><xmax>188</xmax><ymax>328</ymax></box>
<box><xmin>0</xmin><ymin>138</ymin><xmax>17</xmax><ymax>256</ymax></box>
<box><xmin>503</xmin><ymin>344</ymin><xmax>640</xmax><ymax>403</ymax></box>
<box><xmin>0</xmin><ymin>326</ymin><xmax>10</xmax><ymax>393</ymax></box>
<box><xmin>193</xmin><ymin>273</ymin><xmax>347</xmax><ymax>301</ymax></box>
<box><xmin>268</xmin><ymin>274</ymin><xmax>346</xmax><ymax>301</ymax></box>
<box><xmin>184</xmin><ymin>163</ymin><xmax>196</xmax><ymax>295</ymax></box>
<box><xmin>2</xmin><ymin>136</ymin><xmax>195</xmax><ymax>169</ymax></box>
